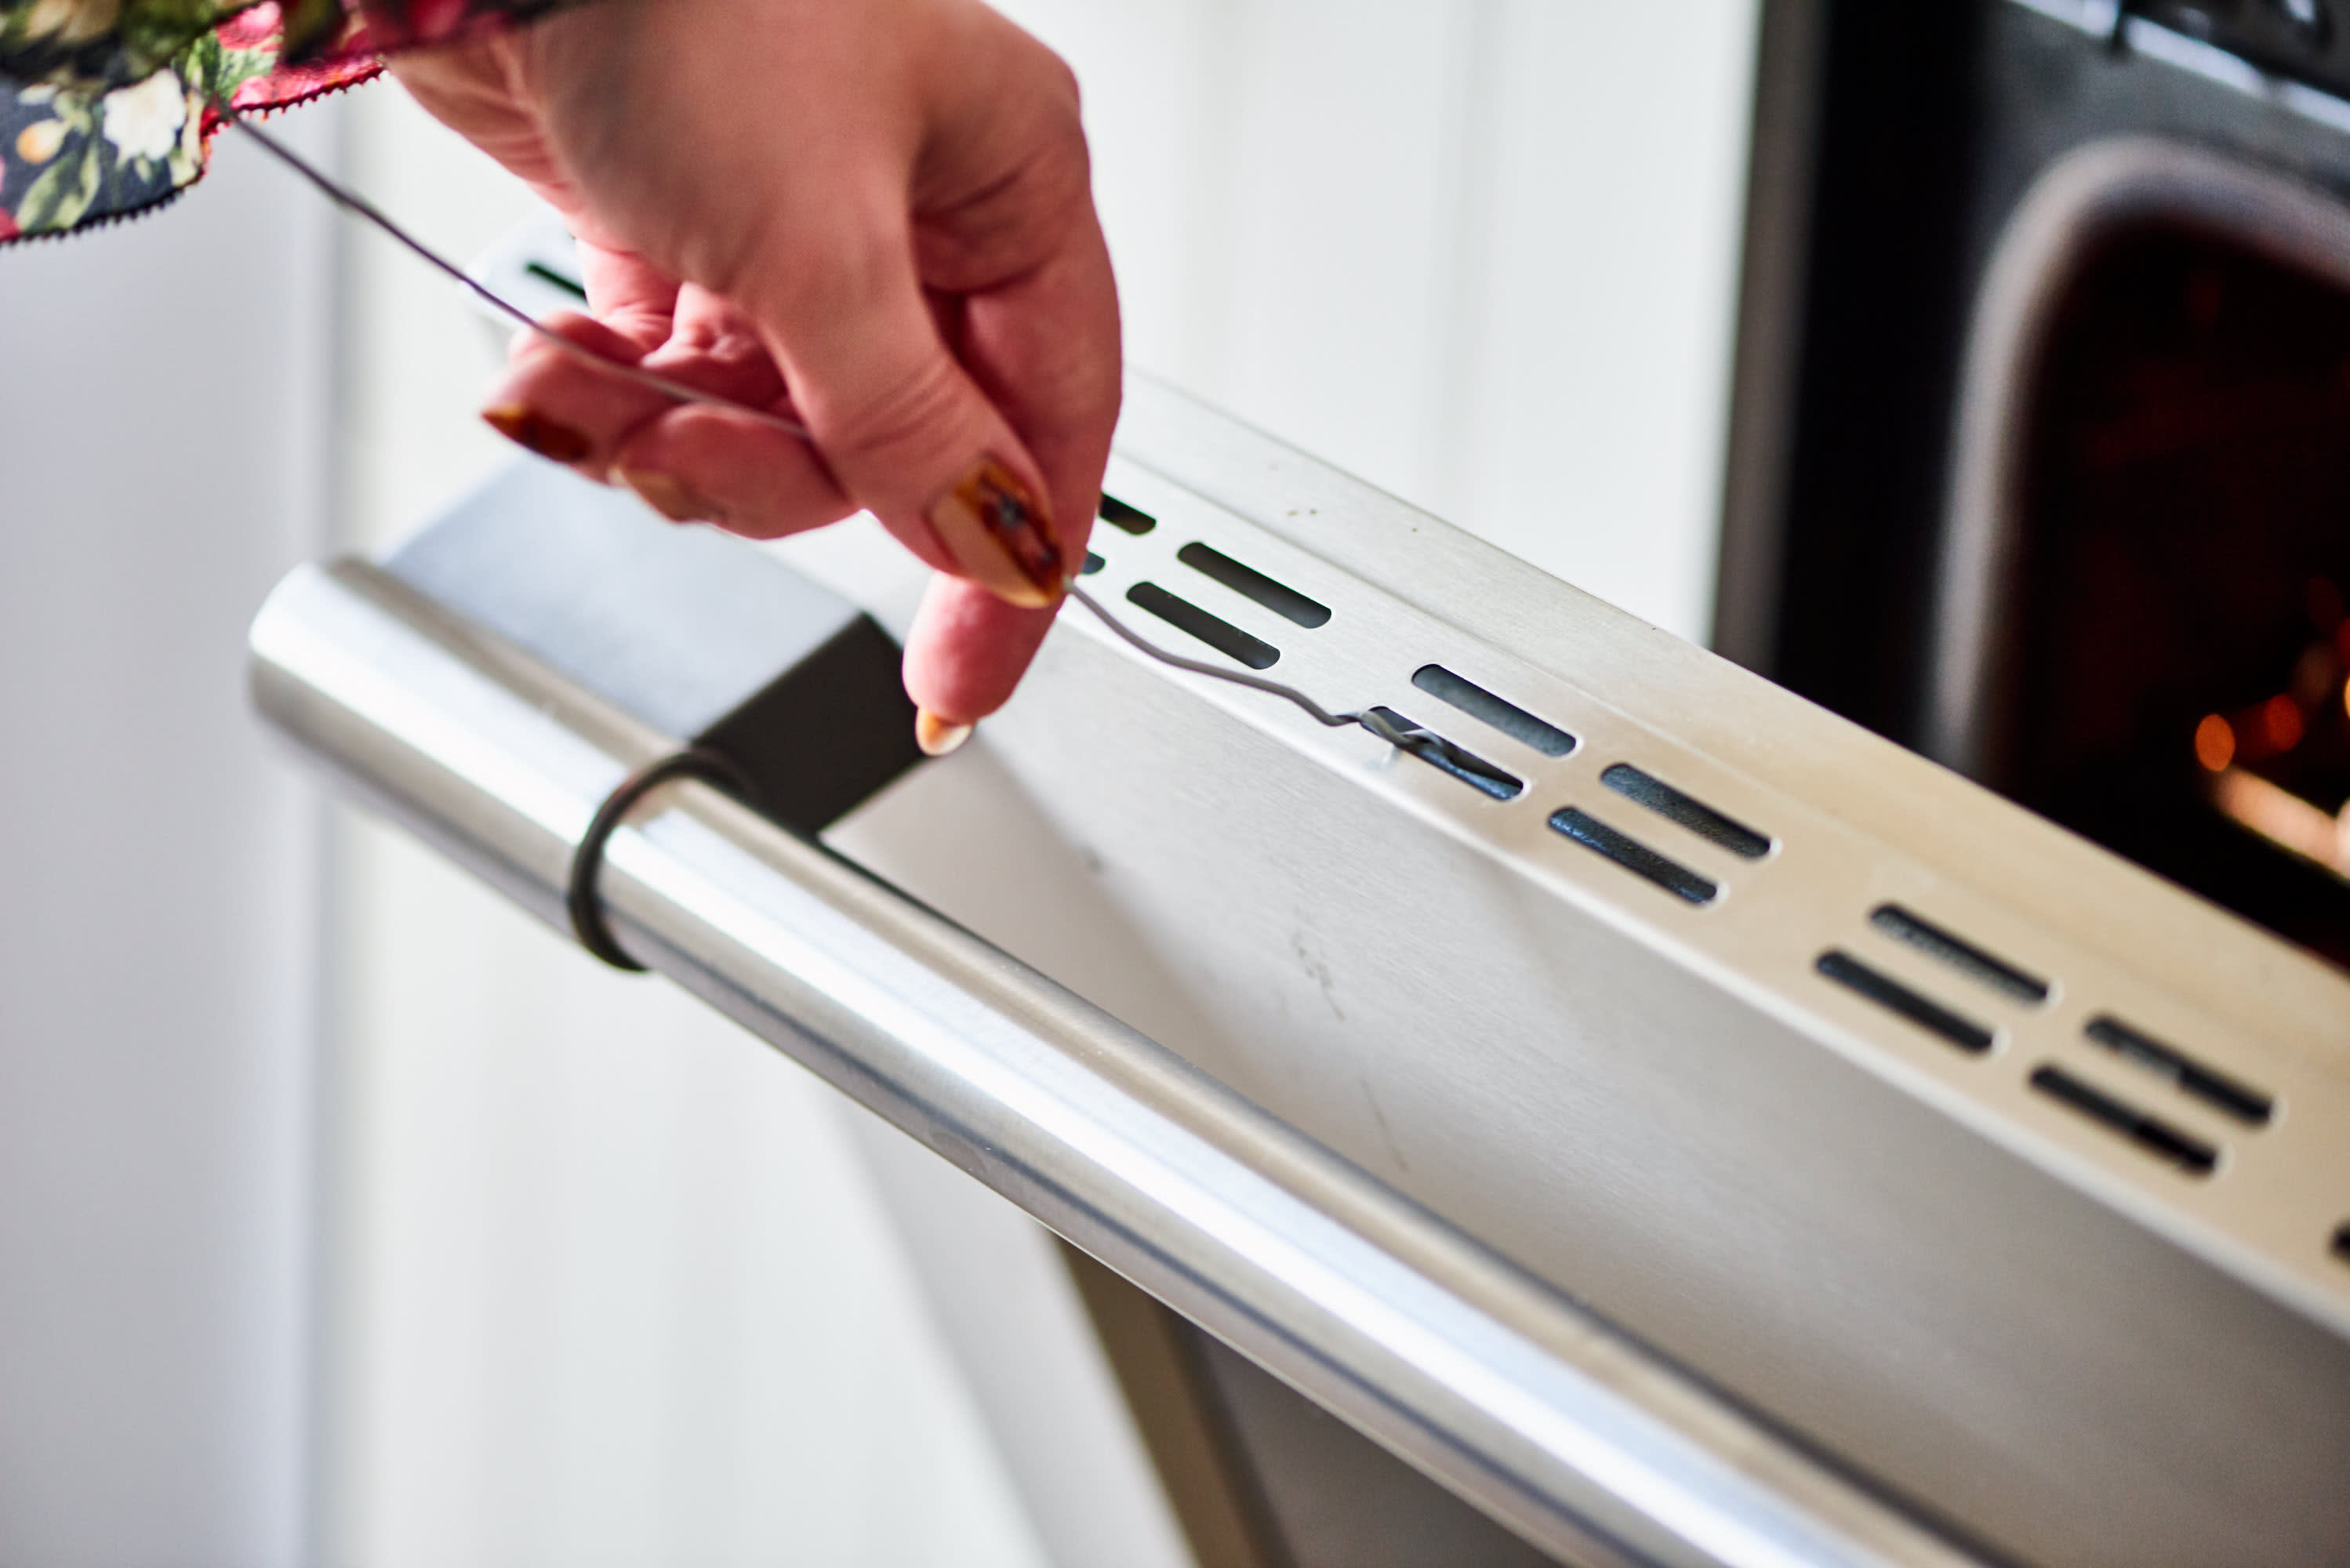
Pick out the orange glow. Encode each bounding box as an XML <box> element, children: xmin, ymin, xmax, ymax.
<box><xmin>2194</xmin><ymin>713</ymin><xmax>2236</xmax><ymax>772</ymax></box>
<box><xmin>2261</xmin><ymin>694</ymin><xmax>2305</xmax><ymax>753</ymax></box>
<box><xmin>2208</xmin><ymin>767</ymin><xmax>2350</xmax><ymax>880</ymax></box>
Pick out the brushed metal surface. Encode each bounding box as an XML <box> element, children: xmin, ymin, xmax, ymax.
<box><xmin>250</xmin><ymin>558</ymin><xmax>1978</xmax><ymax>1568</ymax></box>
<box><xmin>254</xmin><ymin>372</ymin><xmax>2350</xmax><ymax>1565</ymax></box>
<box><xmin>837</xmin><ymin>378</ymin><xmax>2350</xmax><ymax>1566</ymax></box>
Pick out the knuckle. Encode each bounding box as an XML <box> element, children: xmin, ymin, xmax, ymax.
<box><xmin>913</xmin><ymin>143</ymin><xmax>1088</xmax><ymax>290</ymax></box>
<box><xmin>822</xmin><ymin>348</ymin><xmax>972</xmax><ymax>469</ymax></box>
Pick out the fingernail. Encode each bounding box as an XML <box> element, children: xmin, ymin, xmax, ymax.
<box><xmin>619</xmin><ymin>466</ymin><xmax>719</xmax><ymax>524</ymax></box>
<box><xmin>482</xmin><ymin>404</ymin><xmax>594</xmax><ymax>464</ymax></box>
<box><xmin>925</xmin><ymin>456</ymin><xmax>1062</xmax><ymax>609</ymax></box>
<box><xmin>915</xmin><ymin>708</ymin><xmax>975</xmax><ymax>757</ymax></box>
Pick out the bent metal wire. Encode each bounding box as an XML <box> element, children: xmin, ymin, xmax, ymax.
<box><xmin>220</xmin><ymin>105</ymin><xmax>1443</xmax><ymax>757</ymax></box>
<box><xmin>220</xmin><ymin>108</ymin><xmax>816</xmax><ymax>441</ymax></box>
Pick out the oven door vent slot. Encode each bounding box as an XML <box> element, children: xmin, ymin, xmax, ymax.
<box><xmin>1176</xmin><ymin>542</ymin><xmax>1331</xmax><ymax>629</ymax></box>
<box><xmin>2029</xmin><ymin>1065</ymin><xmax>2220</xmax><ymax>1177</ymax></box>
<box><xmin>1099</xmin><ymin>493</ymin><xmax>1157</xmax><ymax>535</ymax></box>
<box><xmin>1868</xmin><ymin>904</ymin><xmax>2050</xmax><ymax>1004</ymax></box>
<box><xmin>2334</xmin><ymin>1222</ymin><xmax>2350</xmax><ymax>1269</ymax></box>
<box><xmin>1080</xmin><ymin>550</ymin><xmax>1105</xmax><ymax>576</ymax></box>
<box><xmin>1411</xmin><ymin>665</ymin><xmax>1577</xmax><ymax>757</ymax></box>
<box><xmin>1601</xmin><ymin>764</ymin><xmax>1772</xmax><ymax>859</ymax></box>
<box><xmin>1814</xmin><ymin>950</ymin><xmax>1995</xmax><ymax>1054</ymax></box>
<box><xmin>1368</xmin><ymin>708</ymin><xmax>1523</xmax><ymax>800</ymax></box>
<box><xmin>1125</xmin><ymin>582</ymin><xmax>1280</xmax><ymax>670</ymax></box>
<box><xmin>1550</xmin><ymin>808</ymin><xmax>1719</xmax><ymax>905</ymax></box>
<box><xmin>2083</xmin><ymin>1014</ymin><xmax>2275</xmax><ymax>1127</ymax></box>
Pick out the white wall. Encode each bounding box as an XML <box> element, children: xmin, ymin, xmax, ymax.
<box><xmin>325</xmin><ymin>821</ymin><xmax>1048</xmax><ymax>1566</ymax></box>
<box><xmin>1012</xmin><ymin>0</ymin><xmax>1761</xmax><ymax>640</ymax></box>
<box><xmin>0</xmin><ymin>114</ymin><xmax>337</xmax><ymax>1566</ymax></box>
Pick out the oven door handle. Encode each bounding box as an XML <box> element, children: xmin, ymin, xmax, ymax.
<box><xmin>251</xmin><ymin>557</ymin><xmax>1981</xmax><ymax>1568</ymax></box>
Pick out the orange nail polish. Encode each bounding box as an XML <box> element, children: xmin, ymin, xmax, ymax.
<box><xmin>924</xmin><ymin>456</ymin><xmax>1062</xmax><ymax>609</ymax></box>
<box><xmin>915</xmin><ymin>709</ymin><xmax>975</xmax><ymax>757</ymax></box>
<box><xmin>482</xmin><ymin>404</ymin><xmax>595</xmax><ymax>465</ymax></box>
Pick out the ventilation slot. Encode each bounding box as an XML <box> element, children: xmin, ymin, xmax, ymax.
<box><xmin>1177</xmin><ymin>543</ymin><xmax>1331</xmax><ymax>628</ymax></box>
<box><xmin>1080</xmin><ymin>551</ymin><xmax>1105</xmax><ymax>576</ymax></box>
<box><xmin>1600</xmin><ymin>764</ymin><xmax>1771</xmax><ymax>858</ymax></box>
<box><xmin>2334</xmin><ymin>1223</ymin><xmax>2350</xmax><ymax>1268</ymax></box>
<box><xmin>1869</xmin><ymin>905</ymin><xmax>2049</xmax><ymax>1004</ymax></box>
<box><xmin>1099</xmin><ymin>494</ymin><xmax>1157</xmax><ymax>535</ymax></box>
<box><xmin>1126</xmin><ymin>583</ymin><xmax>1278</xmax><ymax>670</ymax></box>
<box><xmin>1814</xmin><ymin>951</ymin><xmax>1994</xmax><ymax>1054</ymax></box>
<box><xmin>525</xmin><ymin>260</ymin><xmax>587</xmax><ymax>300</ymax></box>
<box><xmin>2029</xmin><ymin>1065</ymin><xmax>2219</xmax><ymax>1177</ymax></box>
<box><xmin>1367</xmin><ymin>708</ymin><xmax>1523</xmax><ymax>800</ymax></box>
<box><xmin>2083</xmin><ymin>1014</ymin><xmax>2272</xmax><ymax>1127</ymax></box>
<box><xmin>1549</xmin><ymin>808</ymin><xmax>1717</xmax><ymax>904</ymax></box>
<box><xmin>1410</xmin><ymin>666</ymin><xmax>1576</xmax><ymax>757</ymax></box>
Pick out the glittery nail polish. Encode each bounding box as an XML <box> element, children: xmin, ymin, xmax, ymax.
<box><xmin>924</xmin><ymin>456</ymin><xmax>1062</xmax><ymax>609</ymax></box>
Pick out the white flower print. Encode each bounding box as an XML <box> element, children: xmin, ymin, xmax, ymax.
<box><xmin>99</xmin><ymin>71</ymin><xmax>184</xmax><ymax>163</ymax></box>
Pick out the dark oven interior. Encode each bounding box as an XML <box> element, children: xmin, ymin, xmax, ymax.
<box><xmin>2001</xmin><ymin>223</ymin><xmax>2350</xmax><ymax>970</ymax></box>
<box><xmin>1723</xmin><ymin>1</ymin><xmax>2350</xmax><ymax>979</ymax></box>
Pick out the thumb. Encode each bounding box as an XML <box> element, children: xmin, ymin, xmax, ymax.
<box><xmin>736</xmin><ymin>217</ymin><xmax>1071</xmax><ymax>612</ymax></box>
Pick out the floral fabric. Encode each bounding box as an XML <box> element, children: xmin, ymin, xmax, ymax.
<box><xmin>0</xmin><ymin>0</ymin><xmax>566</xmax><ymax>241</ymax></box>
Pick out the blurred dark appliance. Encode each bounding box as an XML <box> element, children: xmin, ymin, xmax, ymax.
<box><xmin>1721</xmin><ymin>0</ymin><xmax>2350</xmax><ymax>974</ymax></box>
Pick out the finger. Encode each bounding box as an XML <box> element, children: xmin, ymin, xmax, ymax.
<box><xmin>901</xmin><ymin>575</ymin><xmax>1060</xmax><ymax>747</ymax></box>
<box><xmin>574</xmin><ymin>241</ymin><xmax>688</xmax><ymax>344</ymax></box>
<box><xmin>479</xmin><ymin>280</ymin><xmax>791</xmax><ymax>483</ymax></box>
<box><xmin>479</xmin><ymin>310</ymin><xmax>664</xmax><ymax>474</ymax></box>
<box><xmin>656</xmin><ymin>284</ymin><xmax>790</xmax><ymax>409</ymax></box>
<box><xmin>479</xmin><ymin>242</ymin><xmax>683</xmax><ymax>471</ymax></box>
<box><xmin>583</xmin><ymin>284</ymin><xmax>845</xmax><ymax>534</ymax></box>
<box><xmin>890</xmin><ymin>187</ymin><xmax>1121</xmax><ymax>726</ymax></box>
<box><xmin>609</xmin><ymin>401</ymin><xmax>869</xmax><ymax>545</ymax></box>
<box><xmin>730</xmin><ymin>198</ymin><xmax>1070</xmax><ymax>615</ymax></box>
<box><xmin>953</xmin><ymin>205</ymin><xmax>1122</xmax><ymax>612</ymax></box>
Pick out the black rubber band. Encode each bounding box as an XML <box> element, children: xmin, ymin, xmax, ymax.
<box><xmin>567</xmin><ymin>748</ymin><xmax>750</xmax><ymax>972</ymax></box>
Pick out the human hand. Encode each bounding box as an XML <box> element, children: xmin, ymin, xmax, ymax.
<box><xmin>387</xmin><ymin>0</ymin><xmax>1121</xmax><ymax>750</ymax></box>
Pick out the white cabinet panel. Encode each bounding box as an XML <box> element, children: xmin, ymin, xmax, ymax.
<box><xmin>1001</xmin><ymin>0</ymin><xmax>1761</xmax><ymax>638</ymax></box>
